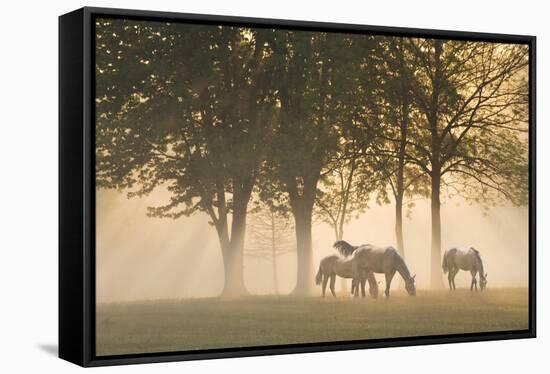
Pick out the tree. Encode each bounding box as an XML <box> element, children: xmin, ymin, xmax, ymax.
<box><xmin>316</xmin><ymin>149</ymin><xmax>377</xmax><ymax>293</ymax></box>
<box><xmin>264</xmin><ymin>31</ymin><xmax>340</xmax><ymax>295</ymax></box>
<box><xmin>95</xmin><ymin>20</ymin><xmax>276</xmax><ymax>295</ymax></box>
<box><xmin>314</xmin><ymin>35</ymin><xmax>385</xmax><ymax>245</ymax></box>
<box><xmin>375</xmin><ymin>38</ymin><xmax>429</xmax><ymax>258</ymax></box>
<box><xmin>316</xmin><ymin>154</ymin><xmax>368</xmax><ymax>242</ymax></box>
<box><xmin>95</xmin><ymin>19</ymin><xmax>529</xmax><ymax>295</ymax></box>
<box><xmin>405</xmin><ymin>40</ymin><xmax>529</xmax><ymax>287</ymax></box>
<box><xmin>331</xmin><ymin>35</ymin><xmax>411</xmax><ymax>252</ymax></box>
<box><xmin>244</xmin><ymin>202</ymin><xmax>296</xmax><ymax>294</ymax></box>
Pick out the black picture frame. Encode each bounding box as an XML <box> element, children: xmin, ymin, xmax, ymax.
<box><xmin>59</xmin><ymin>6</ymin><xmax>537</xmax><ymax>367</ymax></box>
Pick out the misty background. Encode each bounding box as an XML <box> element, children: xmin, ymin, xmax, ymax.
<box><xmin>94</xmin><ymin>20</ymin><xmax>530</xmax><ymax>303</ymax></box>
<box><xmin>96</xmin><ymin>188</ymin><xmax>528</xmax><ymax>303</ymax></box>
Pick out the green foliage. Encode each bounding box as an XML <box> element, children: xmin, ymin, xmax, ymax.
<box><xmin>96</xmin><ymin>20</ymin><xmax>276</xmax><ymax>227</ymax></box>
<box><xmin>405</xmin><ymin>40</ymin><xmax>529</xmax><ymax>207</ymax></box>
<box><xmin>95</xmin><ymin>18</ymin><xmax>530</xmax><ymax>280</ymax></box>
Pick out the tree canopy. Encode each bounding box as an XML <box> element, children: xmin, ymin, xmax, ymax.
<box><xmin>95</xmin><ymin>18</ymin><xmax>529</xmax><ymax>294</ymax></box>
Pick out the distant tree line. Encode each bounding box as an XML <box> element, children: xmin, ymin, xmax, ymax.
<box><xmin>95</xmin><ymin>19</ymin><xmax>529</xmax><ymax>295</ymax></box>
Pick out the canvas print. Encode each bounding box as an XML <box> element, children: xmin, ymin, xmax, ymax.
<box><xmin>94</xmin><ymin>17</ymin><xmax>531</xmax><ymax>356</ymax></box>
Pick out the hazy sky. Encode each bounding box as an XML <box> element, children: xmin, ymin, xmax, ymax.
<box><xmin>96</xmin><ymin>188</ymin><xmax>529</xmax><ymax>303</ymax></box>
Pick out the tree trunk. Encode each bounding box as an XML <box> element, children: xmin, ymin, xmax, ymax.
<box><xmin>271</xmin><ymin>214</ymin><xmax>279</xmax><ymax>294</ymax></box>
<box><xmin>395</xmin><ymin>43</ymin><xmax>408</xmax><ymax>259</ymax></box>
<box><xmin>273</xmin><ymin>256</ymin><xmax>279</xmax><ymax>295</ymax></box>
<box><xmin>430</xmin><ymin>169</ymin><xmax>444</xmax><ymax>289</ymax></box>
<box><xmin>395</xmin><ymin>191</ymin><xmax>405</xmax><ymax>297</ymax></box>
<box><xmin>334</xmin><ymin>231</ymin><xmax>347</xmax><ymax>293</ymax></box>
<box><xmin>220</xmin><ymin>240</ymin><xmax>246</xmax><ymax>296</ymax></box>
<box><xmin>395</xmin><ymin>188</ymin><xmax>405</xmax><ymax>289</ymax></box>
<box><xmin>293</xmin><ymin>207</ymin><xmax>314</xmax><ymax>296</ymax></box>
<box><xmin>395</xmin><ymin>185</ymin><xmax>405</xmax><ymax>258</ymax></box>
<box><xmin>429</xmin><ymin>40</ymin><xmax>444</xmax><ymax>289</ymax></box>
<box><xmin>219</xmin><ymin>182</ymin><xmax>251</xmax><ymax>297</ymax></box>
<box><xmin>272</xmin><ymin>255</ymin><xmax>279</xmax><ymax>295</ymax></box>
<box><xmin>391</xmin><ymin>192</ymin><xmax>406</xmax><ymax>291</ymax></box>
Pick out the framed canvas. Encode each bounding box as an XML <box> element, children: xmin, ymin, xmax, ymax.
<box><xmin>59</xmin><ymin>7</ymin><xmax>536</xmax><ymax>367</ymax></box>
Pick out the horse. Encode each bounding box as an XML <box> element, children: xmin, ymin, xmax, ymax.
<box><xmin>333</xmin><ymin>241</ymin><xmax>416</xmax><ymax>298</ymax></box>
<box><xmin>442</xmin><ymin>247</ymin><xmax>487</xmax><ymax>291</ymax></box>
<box><xmin>315</xmin><ymin>255</ymin><xmax>379</xmax><ymax>299</ymax></box>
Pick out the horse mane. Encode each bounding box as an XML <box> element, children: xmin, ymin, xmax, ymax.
<box><xmin>333</xmin><ymin>240</ymin><xmax>358</xmax><ymax>257</ymax></box>
<box><xmin>392</xmin><ymin>248</ymin><xmax>412</xmax><ymax>279</ymax></box>
<box><xmin>470</xmin><ymin>247</ymin><xmax>483</xmax><ymax>264</ymax></box>
<box><xmin>470</xmin><ymin>247</ymin><xmax>485</xmax><ymax>274</ymax></box>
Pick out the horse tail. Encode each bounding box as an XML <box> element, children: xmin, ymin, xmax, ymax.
<box><xmin>315</xmin><ymin>264</ymin><xmax>323</xmax><ymax>285</ymax></box>
<box><xmin>442</xmin><ymin>250</ymin><xmax>448</xmax><ymax>274</ymax></box>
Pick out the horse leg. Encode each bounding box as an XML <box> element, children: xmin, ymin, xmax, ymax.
<box><xmin>329</xmin><ymin>275</ymin><xmax>337</xmax><ymax>298</ymax></box>
<box><xmin>452</xmin><ymin>269</ymin><xmax>457</xmax><ymax>290</ymax></box>
<box><xmin>470</xmin><ymin>271</ymin><xmax>477</xmax><ymax>292</ymax></box>
<box><xmin>453</xmin><ymin>268</ymin><xmax>459</xmax><ymax>290</ymax></box>
<box><xmin>351</xmin><ymin>262</ymin><xmax>361</xmax><ymax>298</ymax></box>
<box><xmin>385</xmin><ymin>270</ymin><xmax>396</xmax><ymax>298</ymax></box>
<box><xmin>449</xmin><ymin>268</ymin><xmax>456</xmax><ymax>290</ymax></box>
<box><xmin>367</xmin><ymin>271</ymin><xmax>378</xmax><ymax>299</ymax></box>
<box><xmin>321</xmin><ymin>275</ymin><xmax>328</xmax><ymax>298</ymax></box>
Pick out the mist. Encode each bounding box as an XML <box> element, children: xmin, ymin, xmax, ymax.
<box><xmin>96</xmin><ymin>188</ymin><xmax>528</xmax><ymax>303</ymax></box>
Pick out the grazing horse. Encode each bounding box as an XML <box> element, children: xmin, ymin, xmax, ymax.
<box><xmin>315</xmin><ymin>255</ymin><xmax>379</xmax><ymax>298</ymax></box>
<box><xmin>333</xmin><ymin>241</ymin><xmax>416</xmax><ymax>298</ymax></box>
<box><xmin>442</xmin><ymin>247</ymin><xmax>487</xmax><ymax>291</ymax></box>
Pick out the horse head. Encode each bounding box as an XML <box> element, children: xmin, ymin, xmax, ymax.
<box><xmin>405</xmin><ymin>274</ymin><xmax>417</xmax><ymax>296</ymax></box>
<box><xmin>480</xmin><ymin>273</ymin><xmax>488</xmax><ymax>291</ymax></box>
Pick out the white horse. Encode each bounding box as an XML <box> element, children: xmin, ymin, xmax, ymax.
<box><xmin>333</xmin><ymin>241</ymin><xmax>416</xmax><ymax>298</ymax></box>
<box><xmin>442</xmin><ymin>247</ymin><xmax>487</xmax><ymax>291</ymax></box>
<box><xmin>315</xmin><ymin>255</ymin><xmax>378</xmax><ymax>298</ymax></box>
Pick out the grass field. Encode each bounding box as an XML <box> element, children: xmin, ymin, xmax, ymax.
<box><xmin>96</xmin><ymin>288</ymin><xmax>529</xmax><ymax>356</ymax></box>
